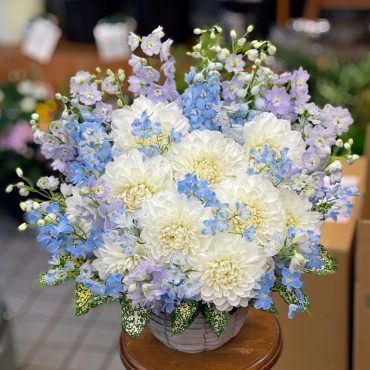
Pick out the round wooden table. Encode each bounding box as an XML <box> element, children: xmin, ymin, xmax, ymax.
<box><xmin>120</xmin><ymin>309</ymin><xmax>282</xmax><ymax>370</ymax></box>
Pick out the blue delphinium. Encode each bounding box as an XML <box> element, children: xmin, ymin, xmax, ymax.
<box><xmin>182</xmin><ymin>70</ymin><xmax>221</xmax><ymax>131</ymax></box>
<box><xmin>282</xmin><ymin>267</ymin><xmax>303</xmax><ymax>291</ymax></box>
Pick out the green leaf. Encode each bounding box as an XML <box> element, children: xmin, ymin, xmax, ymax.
<box><xmin>170</xmin><ymin>301</ymin><xmax>199</xmax><ymax>334</ymax></box>
<box><xmin>304</xmin><ymin>244</ymin><xmax>337</xmax><ymax>275</ymax></box>
<box><xmin>121</xmin><ymin>297</ymin><xmax>152</xmax><ymax>339</ymax></box>
<box><xmin>273</xmin><ymin>281</ymin><xmax>310</xmax><ymax>314</ymax></box>
<box><xmin>75</xmin><ymin>283</ymin><xmax>114</xmax><ymax>316</ymax></box>
<box><xmin>202</xmin><ymin>304</ymin><xmax>230</xmax><ymax>336</ymax></box>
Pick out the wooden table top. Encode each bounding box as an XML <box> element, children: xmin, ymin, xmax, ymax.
<box><xmin>120</xmin><ymin>309</ymin><xmax>282</xmax><ymax>370</ymax></box>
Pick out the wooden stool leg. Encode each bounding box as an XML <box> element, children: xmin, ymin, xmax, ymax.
<box><xmin>304</xmin><ymin>0</ymin><xmax>321</xmax><ymax>19</ymax></box>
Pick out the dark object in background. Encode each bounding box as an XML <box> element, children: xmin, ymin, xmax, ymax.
<box><xmin>0</xmin><ymin>303</ymin><xmax>16</xmax><ymax>370</ymax></box>
<box><xmin>63</xmin><ymin>0</ymin><xmax>120</xmax><ymax>43</ymax></box>
<box><xmin>133</xmin><ymin>0</ymin><xmax>191</xmax><ymax>44</ymax></box>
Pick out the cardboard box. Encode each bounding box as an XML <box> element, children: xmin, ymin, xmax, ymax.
<box><xmin>273</xmin><ymin>157</ymin><xmax>367</xmax><ymax>370</ymax></box>
<box><xmin>353</xmin><ymin>133</ymin><xmax>370</xmax><ymax>370</ymax></box>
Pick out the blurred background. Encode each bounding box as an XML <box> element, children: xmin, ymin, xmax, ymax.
<box><xmin>0</xmin><ymin>1</ymin><xmax>369</xmax><ymax>370</ymax></box>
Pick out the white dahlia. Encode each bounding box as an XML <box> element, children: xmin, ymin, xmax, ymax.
<box><xmin>92</xmin><ymin>238</ymin><xmax>144</xmax><ymax>279</ymax></box>
<box><xmin>190</xmin><ymin>233</ymin><xmax>266</xmax><ymax>311</ymax></box>
<box><xmin>167</xmin><ymin>130</ymin><xmax>247</xmax><ymax>187</ymax></box>
<box><xmin>279</xmin><ymin>189</ymin><xmax>322</xmax><ymax>232</ymax></box>
<box><xmin>215</xmin><ymin>174</ymin><xmax>286</xmax><ymax>245</ymax></box>
<box><xmin>111</xmin><ymin>96</ymin><xmax>189</xmax><ymax>153</ymax></box>
<box><xmin>243</xmin><ymin>112</ymin><xmax>305</xmax><ymax>166</ymax></box>
<box><xmin>102</xmin><ymin>150</ymin><xmax>173</xmax><ymax>211</ymax></box>
<box><xmin>138</xmin><ymin>191</ymin><xmax>212</xmax><ymax>262</ymax></box>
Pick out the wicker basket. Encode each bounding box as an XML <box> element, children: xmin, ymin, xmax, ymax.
<box><xmin>148</xmin><ymin>307</ymin><xmax>248</xmax><ymax>353</ymax></box>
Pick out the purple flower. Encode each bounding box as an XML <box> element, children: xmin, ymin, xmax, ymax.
<box><xmin>222</xmin><ymin>76</ymin><xmax>244</xmax><ymax>102</ymax></box>
<box><xmin>141</xmin><ymin>34</ymin><xmax>161</xmax><ymax>56</ymax></box>
<box><xmin>160</xmin><ymin>39</ymin><xmax>173</xmax><ymax>61</ymax></box>
<box><xmin>265</xmin><ymin>86</ymin><xmax>292</xmax><ymax>117</ymax></box>
<box><xmin>136</xmin><ymin>66</ymin><xmax>160</xmax><ymax>83</ymax></box>
<box><xmin>162</xmin><ymin>58</ymin><xmax>176</xmax><ymax>79</ymax></box>
<box><xmin>92</xmin><ymin>102</ymin><xmax>113</xmax><ymax>122</ymax></box>
<box><xmin>302</xmin><ymin>147</ymin><xmax>326</xmax><ymax>172</ymax></box>
<box><xmin>273</xmin><ymin>72</ymin><xmax>292</xmax><ymax>84</ymax></box>
<box><xmin>78</xmin><ymin>83</ymin><xmax>103</xmax><ymax>106</ymax></box>
<box><xmin>305</xmin><ymin>125</ymin><xmax>336</xmax><ymax>155</ymax></box>
<box><xmin>129</xmin><ymin>55</ymin><xmax>147</xmax><ymax>73</ymax></box>
<box><xmin>320</xmin><ymin>104</ymin><xmax>353</xmax><ymax>135</ymax></box>
<box><xmin>102</xmin><ymin>77</ymin><xmax>119</xmax><ymax>95</ymax></box>
<box><xmin>128</xmin><ymin>32</ymin><xmax>140</xmax><ymax>51</ymax></box>
<box><xmin>290</xmin><ymin>68</ymin><xmax>310</xmax><ymax>104</ymax></box>
<box><xmin>128</xmin><ymin>76</ymin><xmax>148</xmax><ymax>95</ymax></box>
<box><xmin>224</xmin><ymin>54</ymin><xmax>245</xmax><ymax>73</ymax></box>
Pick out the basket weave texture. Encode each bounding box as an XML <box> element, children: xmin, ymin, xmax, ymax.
<box><xmin>148</xmin><ymin>307</ymin><xmax>248</xmax><ymax>353</ymax></box>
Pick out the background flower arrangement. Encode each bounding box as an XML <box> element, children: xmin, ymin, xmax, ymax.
<box><xmin>0</xmin><ymin>78</ymin><xmax>56</xmax><ymax>219</ymax></box>
<box><xmin>8</xmin><ymin>25</ymin><xmax>358</xmax><ymax>341</ymax></box>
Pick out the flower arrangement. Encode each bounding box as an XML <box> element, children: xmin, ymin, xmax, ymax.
<box><xmin>0</xmin><ymin>79</ymin><xmax>55</xmax><ymax>182</ymax></box>
<box><xmin>9</xmin><ymin>26</ymin><xmax>359</xmax><ymax>341</ymax></box>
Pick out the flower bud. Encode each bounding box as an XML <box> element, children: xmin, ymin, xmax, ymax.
<box><xmin>230</xmin><ymin>30</ymin><xmax>237</xmax><ymax>40</ymax></box>
<box><xmin>193</xmin><ymin>28</ymin><xmax>202</xmax><ymax>35</ymax></box>
<box><xmin>32</xmin><ymin>202</ymin><xmax>40</xmax><ymax>210</ymax></box>
<box><xmin>247</xmin><ymin>25</ymin><xmax>254</xmax><ymax>33</ymax></box>
<box><xmin>5</xmin><ymin>185</ymin><xmax>13</xmax><ymax>193</ymax></box>
<box><xmin>267</xmin><ymin>44</ymin><xmax>276</xmax><ymax>55</ymax></box>
<box><xmin>251</xmin><ymin>86</ymin><xmax>260</xmax><ymax>95</ymax></box>
<box><xmin>37</xmin><ymin>219</ymin><xmax>46</xmax><ymax>226</ymax></box>
<box><xmin>20</xmin><ymin>202</ymin><xmax>27</xmax><ymax>211</ymax></box>
<box><xmin>237</xmin><ymin>38</ymin><xmax>246</xmax><ymax>47</ymax></box>
<box><xmin>19</xmin><ymin>188</ymin><xmax>29</xmax><ymax>197</ymax></box>
<box><xmin>95</xmin><ymin>67</ymin><xmax>102</xmax><ymax>74</ymax></box>
<box><xmin>118</xmin><ymin>69</ymin><xmax>125</xmax><ymax>82</ymax></box>
<box><xmin>16</xmin><ymin>167</ymin><xmax>23</xmax><ymax>178</ymax></box>
<box><xmin>128</xmin><ymin>283</ymin><xmax>137</xmax><ymax>293</ymax></box>
<box><xmin>344</xmin><ymin>143</ymin><xmax>351</xmax><ymax>150</ymax></box>
<box><xmin>193</xmin><ymin>43</ymin><xmax>201</xmax><ymax>51</ymax></box>
<box><xmin>55</xmin><ymin>93</ymin><xmax>62</xmax><ymax>100</ymax></box>
<box><xmin>336</xmin><ymin>138</ymin><xmax>343</xmax><ymax>148</ymax></box>
<box><xmin>117</xmin><ymin>99</ymin><xmax>124</xmax><ymax>108</ymax></box>
<box><xmin>214</xmin><ymin>25</ymin><xmax>222</xmax><ymax>33</ymax></box>
<box><xmin>348</xmin><ymin>138</ymin><xmax>354</xmax><ymax>145</ymax></box>
<box><xmin>18</xmin><ymin>223</ymin><xmax>27</xmax><ymax>231</ymax></box>
<box><xmin>31</xmin><ymin>113</ymin><xmax>39</xmax><ymax>121</ymax></box>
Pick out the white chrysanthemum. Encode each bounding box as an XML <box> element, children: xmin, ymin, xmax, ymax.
<box><xmin>102</xmin><ymin>150</ymin><xmax>173</xmax><ymax>211</ymax></box>
<box><xmin>111</xmin><ymin>96</ymin><xmax>189</xmax><ymax>152</ymax></box>
<box><xmin>167</xmin><ymin>130</ymin><xmax>247</xmax><ymax>187</ymax></box>
<box><xmin>215</xmin><ymin>174</ymin><xmax>286</xmax><ymax>244</ymax></box>
<box><xmin>243</xmin><ymin>112</ymin><xmax>305</xmax><ymax>166</ymax></box>
<box><xmin>190</xmin><ymin>233</ymin><xmax>266</xmax><ymax>311</ymax></box>
<box><xmin>138</xmin><ymin>191</ymin><xmax>212</xmax><ymax>262</ymax></box>
<box><xmin>65</xmin><ymin>187</ymin><xmax>93</xmax><ymax>233</ymax></box>
<box><xmin>92</xmin><ymin>239</ymin><xmax>145</xmax><ymax>279</ymax></box>
<box><xmin>279</xmin><ymin>189</ymin><xmax>322</xmax><ymax>232</ymax></box>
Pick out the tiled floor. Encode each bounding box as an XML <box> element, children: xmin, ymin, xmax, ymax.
<box><xmin>0</xmin><ymin>213</ymin><xmax>124</xmax><ymax>370</ymax></box>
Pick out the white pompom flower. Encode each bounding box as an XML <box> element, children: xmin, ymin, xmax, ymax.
<box><xmin>279</xmin><ymin>189</ymin><xmax>322</xmax><ymax>232</ymax></box>
<box><xmin>92</xmin><ymin>238</ymin><xmax>145</xmax><ymax>279</ymax></box>
<box><xmin>138</xmin><ymin>191</ymin><xmax>213</xmax><ymax>262</ymax></box>
<box><xmin>243</xmin><ymin>112</ymin><xmax>305</xmax><ymax>166</ymax></box>
<box><xmin>102</xmin><ymin>150</ymin><xmax>173</xmax><ymax>211</ymax></box>
<box><xmin>167</xmin><ymin>130</ymin><xmax>247</xmax><ymax>187</ymax></box>
<box><xmin>215</xmin><ymin>174</ymin><xmax>286</xmax><ymax>245</ymax></box>
<box><xmin>111</xmin><ymin>96</ymin><xmax>189</xmax><ymax>153</ymax></box>
<box><xmin>190</xmin><ymin>233</ymin><xmax>266</xmax><ymax>311</ymax></box>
